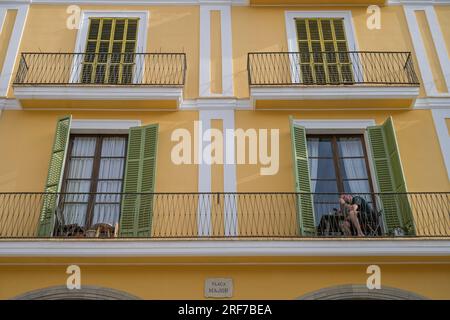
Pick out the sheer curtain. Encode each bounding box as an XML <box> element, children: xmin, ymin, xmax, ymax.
<box><xmin>63</xmin><ymin>137</ymin><xmax>96</xmax><ymax>227</ymax></box>
<box><xmin>92</xmin><ymin>137</ymin><xmax>126</xmax><ymax>227</ymax></box>
<box><xmin>338</xmin><ymin>138</ymin><xmax>370</xmax><ymax>197</ymax></box>
<box><xmin>307</xmin><ymin>138</ymin><xmax>319</xmax><ymax>192</ymax></box>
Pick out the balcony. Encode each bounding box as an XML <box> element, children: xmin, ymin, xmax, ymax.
<box><xmin>13</xmin><ymin>52</ymin><xmax>187</xmax><ymax>109</ymax></box>
<box><xmin>249</xmin><ymin>1</ymin><xmax>387</xmax><ymax>5</ymax></box>
<box><xmin>247</xmin><ymin>51</ymin><xmax>420</xmax><ymax>109</ymax></box>
<box><xmin>0</xmin><ymin>192</ymin><xmax>448</xmax><ymax>239</ymax></box>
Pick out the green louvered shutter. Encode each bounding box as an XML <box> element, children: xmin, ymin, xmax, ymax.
<box><xmin>367</xmin><ymin>117</ymin><xmax>415</xmax><ymax>235</ymax></box>
<box><xmin>37</xmin><ymin>115</ymin><xmax>72</xmax><ymax>236</ymax></box>
<box><xmin>119</xmin><ymin>124</ymin><xmax>158</xmax><ymax>237</ymax></box>
<box><xmin>290</xmin><ymin>117</ymin><xmax>316</xmax><ymax>236</ymax></box>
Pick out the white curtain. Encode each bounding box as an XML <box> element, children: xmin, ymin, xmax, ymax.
<box><xmin>307</xmin><ymin>138</ymin><xmax>320</xmax><ymax>193</ymax></box>
<box><xmin>63</xmin><ymin>137</ymin><xmax>96</xmax><ymax>227</ymax></box>
<box><xmin>338</xmin><ymin>138</ymin><xmax>370</xmax><ymax>196</ymax></box>
<box><xmin>92</xmin><ymin>137</ymin><xmax>126</xmax><ymax>227</ymax></box>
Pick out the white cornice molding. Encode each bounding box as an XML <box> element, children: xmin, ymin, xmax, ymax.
<box><xmin>414</xmin><ymin>97</ymin><xmax>450</xmax><ymax>109</ymax></box>
<box><xmin>0</xmin><ymin>98</ymin><xmax>21</xmax><ymax>110</ymax></box>
<box><xmin>250</xmin><ymin>86</ymin><xmax>420</xmax><ymax>103</ymax></box>
<box><xmin>294</xmin><ymin>119</ymin><xmax>376</xmax><ymax>131</ymax></box>
<box><xmin>3</xmin><ymin>0</ymin><xmax>249</xmax><ymax>5</ymax></box>
<box><xmin>389</xmin><ymin>0</ymin><xmax>450</xmax><ymax>5</ymax></box>
<box><xmin>71</xmin><ymin>119</ymin><xmax>141</xmax><ymax>133</ymax></box>
<box><xmin>181</xmin><ymin>98</ymin><xmax>252</xmax><ymax>110</ymax></box>
<box><xmin>0</xmin><ymin>240</ymin><xmax>449</xmax><ymax>257</ymax></box>
<box><xmin>13</xmin><ymin>86</ymin><xmax>183</xmax><ymax>101</ymax></box>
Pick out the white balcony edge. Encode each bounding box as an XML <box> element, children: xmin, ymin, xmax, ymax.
<box><xmin>13</xmin><ymin>86</ymin><xmax>183</xmax><ymax>104</ymax></box>
<box><xmin>250</xmin><ymin>86</ymin><xmax>420</xmax><ymax>103</ymax></box>
<box><xmin>0</xmin><ymin>240</ymin><xmax>449</xmax><ymax>257</ymax></box>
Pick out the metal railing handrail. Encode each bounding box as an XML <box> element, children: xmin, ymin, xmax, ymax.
<box><xmin>247</xmin><ymin>51</ymin><xmax>420</xmax><ymax>86</ymax></box>
<box><xmin>13</xmin><ymin>52</ymin><xmax>187</xmax><ymax>86</ymax></box>
<box><xmin>0</xmin><ymin>192</ymin><xmax>448</xmax><ymax>239</ymax></box>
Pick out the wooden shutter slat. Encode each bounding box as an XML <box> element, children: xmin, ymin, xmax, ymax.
<box><xmin>37</xmin><ymin>115</ymin><xmax>72</xmax><ymax>237</ymax></box>
<box><xmin>119</xmin><ymin>124</ymin><xmax>158</xmax><ymax>237</ymax></box>
<box><xmin>290</xmin><ymin>117</ymin><xmax>316</xmax><ymax>236</ymax></box>
<box><xmin>367</xmin><ymin>117</ymin><xmax>415</xmax><ymax>235</ymax></box>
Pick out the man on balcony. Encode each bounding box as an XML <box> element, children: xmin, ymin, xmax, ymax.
<box><xmin>339</xmin><ymin>194</ymin><xmax>367</xmax><ymax>237</ymax></box>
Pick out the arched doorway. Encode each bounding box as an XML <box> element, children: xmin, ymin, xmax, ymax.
<box><xmin>297</xmin><ymin>284</ymin><xmax>428</xmax><ymax>300</ymax></box>
<box><xmin>12</xmin><ymin>285</ymin><xmax>140</xmax><ymax>300</ymax></box>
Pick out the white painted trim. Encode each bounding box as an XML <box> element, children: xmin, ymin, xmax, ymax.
<box><xmin>250</xmin><ymin>86</ymin><xmax>419</xmax><ymax>106</ymax></box>
<box><xmin>0</xmin><ymin>8</ymin><xmax>7</xmax><ymax>34</ymax></box>
<box><xmin>198</xmin><ymin>109</ymin><xmax>237</xmax><ymax>236</ymax></box>
<box><xmin>13</xmin><ymin>86</ymin><xmax>183</xmax><ymax>105</ymax></box>
<box><xmin>71</xmin><ymin>119</ymin><xmax>141</xmax><ymax>134</ymax></box>
<box><xmin>285</xmin><ymin>11</ymin><xmax>360</xmax><ymax>84</ymax></box>
<box><xmin>199</xmin><ymin>5</ymin><xmax>234</xmax><ymax>97</ymax></box>
<box><xmin>74</xmin><ymin>11</ymin><xmax>149</xmax><ymax>52</ymax></box>
<box><xmin>414</xmin><ymin>97</ymin><xmax>450</xmax><ymax>109</ymax></box>
<box><xmin>9</xmin><ymin>0</ymin><xmax>249</xmax><ymax>5</ymax></box>
<box><xmin>293</xmin><ymin>117</ymin><xmax>381</xmax><ymax>196</ymax></box>
<box><xmin>294</xmin><ymin>119</ymin><xmax>376</xmax><ymax>132</ymax></box>
<box><xmin>390</xmin><ymin>0</ymin><xmax>450</xmax><ymax>5</ymax></box>
<box><xmin>71</xmin><ymin>10</ymin><xmax>149</xmax><ymax>84</ymax></box>
<box><xmin>431</xmin><ymin>109</ymin><xmax>450</xmax><ymax>181</ymax></box>
<box><xmin>220</xmin><ymin>6</ymin><xmax>233</xmax><ymax>96</ymax></box>
<box><xmin>181</xmin><ymin>98</ymin><xmax>252</xmax><ymax>110</ymax></box>
<box><xmin>199</xmin><ymin>6</ymin><xmax>211</xmax><ymax>97</ymax></box>
<box><xmin>0</xmin><ymin>240</ymin><xmax>449</xmax><ymax>257</ymax></box>
<box><xmin>0</xmin><ymin>4</ymin><xmax>28</xmax><ymax>97</ymax></box>
<box><xmin>404</xmin><ymin>6</ymin><xmax>450</xmax><ymax>96</ymax></box>
<box><xmin>0</xmin><ymin>98</ymin><xmax>21</xmax><ymax>110</ymax></box>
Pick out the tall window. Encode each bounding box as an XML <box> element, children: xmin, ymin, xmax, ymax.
<box><xmin>295</xmin><ymin>18</ymin><xmax>353</xmax><ymax>84</ymax></box>
<box><xmin>60</xmin><ymin>135</ymin><xmax>127</xmax><ymax>233</ymax></box>
<box><xmin>82</xmin><ymin>18</ymin><xmax>139</xmax><ymax>84</ymax></box>
<box><xmin>306</xmin><ymin>134</ymin><xmax>374</xmax><ymax>222</ymax></box>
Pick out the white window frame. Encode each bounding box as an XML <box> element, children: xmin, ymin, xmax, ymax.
<box><xmin>293</xmin><ymin>119</ymin><xmax>379</xmax><ymax>193</ymax></box>
<box><xmin>70</xmin><ymin>119</ymin><xmax>141</xmax><ymax>134</ymax></box>
<box><xmin>70</xmin><ymin>11</ymin><xmax>149</xmax><ymax>84</ymax></box>
<box><xmin>292</xmin><ymin>118</ymin><xmax>386</xmax><ymax>233</ymax></box>
<box><xmin>285</xmin><ymin>11</ymin><xmax>362</xmax><ymax>84</ymax></box>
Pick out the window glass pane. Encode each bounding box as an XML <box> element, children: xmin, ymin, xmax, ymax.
<box><xmin>72</xmin><ymin>137</ymin><xmax>96</xmax><ymax>156</ymax></box>
<box><xmin>68</xmin><ymin>158</ymin><xmax>93</xmax><ymax>179</ymax></box>
<box><xmin>343</xmin><ymin>179</ymin><xmax>371</xmax><ymax>194</ymax></box>
<box><xmin>307</xmin><ymin>137</ymin><xmax>333</xmax><ymax>158</ymax></box>
<box><xmin>337</xmin><ymin>137</ymin><xmax>364</xmax><ymax>157</ymax></box>
<box><xmin>96</xmin><ymin>181</ymin><xmax>122</xmax><ymax>202</ymax></box>
<box><xmin>62</xmin><ymin>204</ymin><xmax>87</xmax><ymax>227</ymax></box>
<box><xmin>101</xmin><ymin>137</ymin><xmax>126</xmax><ymax>156</ymax></box>
<box><xmin>65</xmin><ymin>181</ymin><xmax>91</xmax><ymax>202</ymax></box>
<box><xmin>98</xmin><ymin>159</ymin><xmax>125</xmax><ymax>179</ymax></box>
<box><xmin>92</xmin><ymin>204</ymin><xmax>120</xmax><ymax>227</ymax></box>
<box><xmin>312</xmin><ymin>180</ymin><xmax>338</xmax><ymax>193</ymax></box>
<box><xmin>309</xmin><ymin>158</ymin><xmax>336</xmax><ymax>179</ymax></box>
<box><xmin>340</xmin><ymin>158</ymin><xmax>368</xmax><ymax>179</ymax></box>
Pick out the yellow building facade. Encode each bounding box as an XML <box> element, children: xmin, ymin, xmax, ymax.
<box><xmin>0</xmin><ymin>0</ymin><xmax>449</xmax><ymax>300</ymax></box>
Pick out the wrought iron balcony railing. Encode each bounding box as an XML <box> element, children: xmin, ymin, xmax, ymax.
<box><xmin>247</xmin><ymin>51</ymin><xmax>420</xmax><ymax>86</ymax></box>
<box><xmin>14</xmin><ymin>52</ymin><xmax>186</xmax><ymax>86</ymax></box>
<box><xmin>0</xmin><ymin>192</ymin><xmax>448</xmax><ymax>239</ymax></box>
